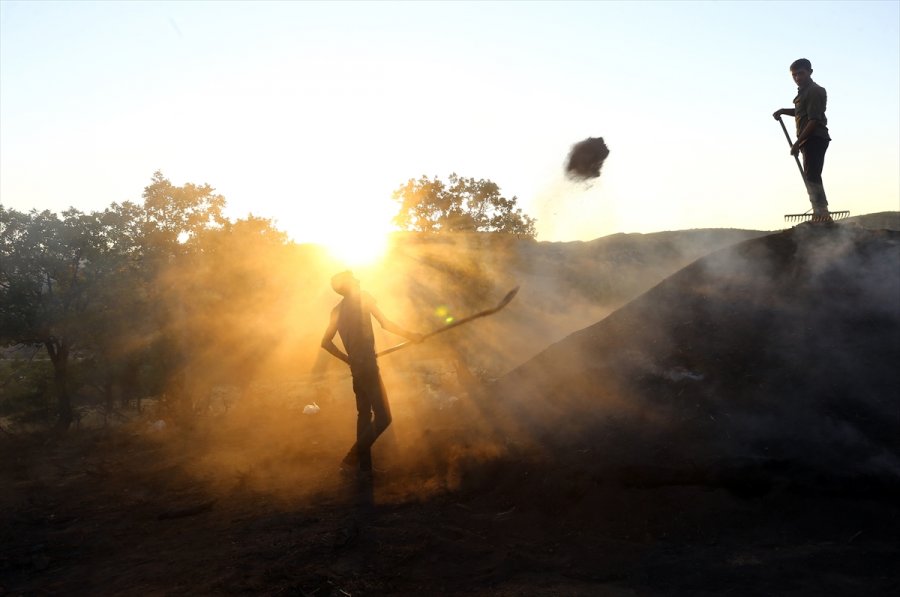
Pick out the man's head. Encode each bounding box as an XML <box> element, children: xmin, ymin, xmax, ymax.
<box><xmin>790</xmin><ymin>58</ymin><xmax>813</xmax><ymax>87</ymax></box>
<box><xmin>330</xmin><ymin>270</ymin><xmax>359</xmax><ymax>296</ymax></box>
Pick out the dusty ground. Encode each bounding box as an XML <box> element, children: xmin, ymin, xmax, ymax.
<box><xmin>2</xmin><ymin>400</ymin><xmax>898</xmax><ymax>596</ymax></box>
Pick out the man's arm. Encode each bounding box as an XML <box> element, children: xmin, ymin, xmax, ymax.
<box><xmin>772</xmin><ymin>107</ymin><xmax>817</xmax><ymax>155</ymax></box>
<box><xmin>320</xmin><ymin>306</ymin><xmax>350</xmax><ymax>364</ymax></box>
<box><xmin>370</xmin><ymin>304</ymin><xmax>423</xmax><ymax>343</ymax></box>
<box><xmin>791</xmin><ymin>120</ymin><xmax>820</xmax><ymax>155</ymax></box>
<box><xmin>772</xmin><ymin>108</ymin><xmax>796</xmax><ymax>119</ymax></box>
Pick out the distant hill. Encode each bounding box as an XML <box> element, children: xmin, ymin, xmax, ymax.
<box><xmin>382</xmin><ymin>228</ymin><xmax>770</xmax><ymax>372</ymax></box>
<box><xmin>843</xmin><ymin>210</ymin><xmax>899</xmax><ymax>230</ymax></box>
<box><xmin>350</xmin><ymin>216</ymin><xmax>896</xmax><ymax>376</ymax></box>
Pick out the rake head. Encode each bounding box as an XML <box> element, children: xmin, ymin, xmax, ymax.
<box><xmin>784</xmin><ymin>210</ymin><xmax>850</xmax><ymax>224</ymax></box>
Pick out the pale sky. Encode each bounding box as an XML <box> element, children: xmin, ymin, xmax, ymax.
<box><xmin>2</xmin><ymin>0</ymin><xmax>898</xmax><ymax>246</ymax></box>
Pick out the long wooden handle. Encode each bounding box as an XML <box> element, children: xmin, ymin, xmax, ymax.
<box><xmin>778</xmin><ymin>116</ymin><xmax>806</xmax><ymax>181</ymax></box>
<box><xmin>376</xmin><ymin>286</ymin><xmax>520</xmax><ymax>358</ymax></box>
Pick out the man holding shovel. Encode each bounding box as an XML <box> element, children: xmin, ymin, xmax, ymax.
<box><xmin>773</xmin><ymin>58</ymin><xmax>832</xmax><ymax>221</ymax></box>
<box><xmin>321</xmin><ymin>271</ymin><xmax>422</xmax><ymax>478</ymax></box>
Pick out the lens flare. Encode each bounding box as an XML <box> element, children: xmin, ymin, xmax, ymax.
<box><xmin>434</xmin><ymin>305</ymin><xmax>457</xmax><ymax>324</ymax></box>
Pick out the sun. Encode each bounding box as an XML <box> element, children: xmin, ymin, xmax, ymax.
<box><xmin>282</xmin><ymin>193</ymin><xmax>397</xmax><ymax>268</ymax></box>
<box><xmin>322</xmin><ymin>220</ymin><xmax>392</xmax><ymax>268</ymax></box>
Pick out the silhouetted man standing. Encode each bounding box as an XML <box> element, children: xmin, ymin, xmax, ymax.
<box><xmin>773</xmin><ymin>58</ymin><xmax>832</xmax><ymax>221</ymax></box>
<box><xmin>321</xmin><ymin>271</ymin><xmax>421</xmax><ymax>478</ymax></box>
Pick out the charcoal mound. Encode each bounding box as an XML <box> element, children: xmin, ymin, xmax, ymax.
<box><xmin>488</xmin><ymin>224</ymin><xmax>900</xmax><ymax>491</ymax></box>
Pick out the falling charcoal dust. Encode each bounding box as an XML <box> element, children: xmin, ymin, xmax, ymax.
<box><xmin>565</xmin><ymin>136</ymin><xmax>610</xmax><ymax>181</ymax></box>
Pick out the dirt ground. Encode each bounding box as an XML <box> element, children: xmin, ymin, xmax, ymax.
<box><xmin>2</xmin><ymin>397</ymin><xmax>898</xmax><ymax>596</ymax></box>
<box><xmin>3</xmin><ymin>224</ymin><xmax>899</xmax><ymax>596</ymax></box>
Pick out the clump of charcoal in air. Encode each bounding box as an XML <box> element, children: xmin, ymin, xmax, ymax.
<box><xmin>565</xmin><ymin>137</ymin><xmax>610</xmax><ymax>182</ymax></box>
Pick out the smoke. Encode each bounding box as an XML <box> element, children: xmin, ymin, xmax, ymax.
<box><xmin>136</xmin><ymin>226</ymin><xmax>737</xmax><ymax>503</ymax></box>
<box><xmin>136</xmin><ymin>223</ymin><xmax>898</xmax><ymax>506</ymax></box>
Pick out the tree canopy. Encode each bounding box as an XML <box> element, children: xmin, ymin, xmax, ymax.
<box><xmin>392</xmin><ymin>174</ymin><xmax>536</xmax><ymax>238</ymax></box>
<box><xmin>1</xmin><ymin>169</ymin><xmax>538</xmax><ymax>430</ymax></box>
<box><xmin>0</xmin><ymin>172</ymin><xmax>289</xmax><ymax>428</ymax></box>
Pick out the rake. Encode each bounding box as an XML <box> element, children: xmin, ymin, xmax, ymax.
<box><xmin>777</xmin><ymin>116</ymin><xmax>849</xmax><ymax>224</ymax></box>
<box><xmin>784</xmin><ymin>210</ymin><xmax>850</xmax><ymax>224</ymax></box>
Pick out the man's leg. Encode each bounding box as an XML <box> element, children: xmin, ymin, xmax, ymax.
<box><xmin>352</xmin><ymin>371</ymin><xmax>392</xmax><ymax>472</ymax></box>
<box><xmin>343</xmin><ymin>372</ymin><xmax>374</xmax><ymax>472</ymax></box>
<box><xmin>802</xmin><ymin>137</ymin><xmax>829</xmax><ymax>216</ymax></box>
<box><xmin>368</xmin><ymin>375</ymin><xmax>392</xmax><ymax>447</ymax></box>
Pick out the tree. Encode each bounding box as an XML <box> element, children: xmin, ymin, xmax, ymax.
<box><xmin>141</xmin><ymin>170</ymin><xmax>227</xmax><ymax>249</ymax></box>
<box><xmin>0</xmin><ymin>206</ymin><xmax>106</xmax><ymax>427</ymax></box>
<box><xmin>0</xmin><ymin>172</ymin><xmax>230</xmax><ymax>428</ymax></box>
<box><xmin>392</xmin><ymin>173</ymin><xmax>536</xmax><ymax>238</ymax></box>
<box><xmin>165</xmin><ymin>215</ymin><xmax>293</xmax><ymax>406</ymax></box>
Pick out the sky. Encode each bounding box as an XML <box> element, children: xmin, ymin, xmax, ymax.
<box><xmin>1</xmin><ymin>0</ymin><xmax>898</xmax><ymax>248</ymax></box>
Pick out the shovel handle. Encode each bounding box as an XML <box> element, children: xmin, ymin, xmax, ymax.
<box><xmin>375</xmin><ymin>286</ymin><xmax>520</xmax><ymax>358</ymax></box>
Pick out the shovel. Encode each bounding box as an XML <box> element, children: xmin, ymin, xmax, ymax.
<box><xmin>376</xmin><ymin>286</ymin><xmax>520</xmax><ymax>358</ymax></box>
<box><xmin>777</xmin><ymin>116</ymin><xmax>849</xmax><ymax>223</ymax></box>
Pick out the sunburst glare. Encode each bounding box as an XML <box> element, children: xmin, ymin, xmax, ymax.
<box><xmin>281</xmin><ymin>192</ymin><xmax>397</xmax><ymax>268</ymax></box>
<box><xmin>323</xmin><ymin>221</ymin><xmax>391</xmax><ymax>268</ymax></box>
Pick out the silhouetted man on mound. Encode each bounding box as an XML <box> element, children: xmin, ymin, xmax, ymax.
<box><xmin>321</xmin><ymin>271</ymin><xmax>422</xmax><ymax>478</ymax></box>
<box><xmin>773</xmin><ymin>58</ymin><xmax>832</xmax><ymax>221</ymax></box>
